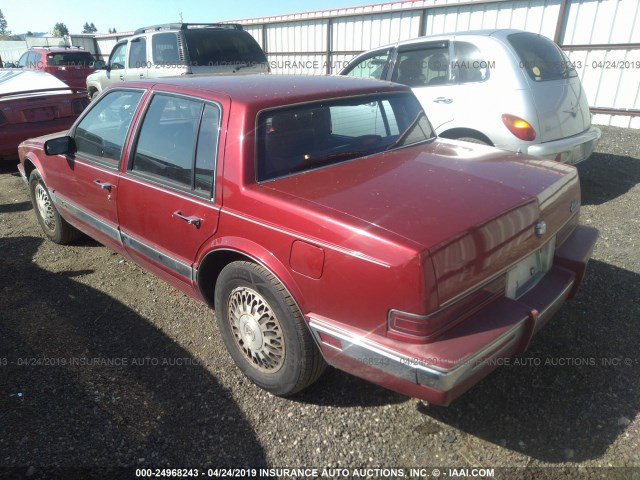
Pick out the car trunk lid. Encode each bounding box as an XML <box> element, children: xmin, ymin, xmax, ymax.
<box><xmin>264</xmin><ymin>139</ymin><xmax>579</xmax><ymax>304</ymax></box>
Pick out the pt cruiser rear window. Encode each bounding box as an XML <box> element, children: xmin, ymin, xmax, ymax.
<box><xmin>508</xmin><ymin>32</ymin><xmax>578</xmax><ymax>82</ymax></box>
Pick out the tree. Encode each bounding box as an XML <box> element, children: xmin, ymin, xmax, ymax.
<box><xmin>108</xmin><ymin>27</ymin><xmax>117</xmax><ymax>34</ymax></box>
<box><xmin>82</xmin><ymin>21</ymin><xmax>97</xmax><ymax>34</ymax></box>
<box><xmin>52</xmin><ymin>22</ymin><xmax>69</xmax><ymax>37</ymax></box>
<box><xmin>0</xmin><ymin>9</ymin><xmax>11</xmax><ymax>38</ymax></box>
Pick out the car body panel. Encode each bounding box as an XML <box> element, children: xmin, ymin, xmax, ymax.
<box><xmin>0</xmin><ymin>70</ymin><xmax>89</xmax><ymax>159</ymax></box>
<box><xmin>86</xmin><ymin>25</ymin><xmax>269</xmax><ymax>97</ymax></box>
<box><xmin>16</xmin><ymin>47</ymin><xmax>95</xmax><ymax>89</ymax></box>
<box><xmin>18</xmin><ymin>75</ymin><xmax>597</xmax><ymax>405</ymax></box>
<box><xmin>340</xmin><ymin>29</ymin><xmax>601</xmax><ymax>164</ymax></box>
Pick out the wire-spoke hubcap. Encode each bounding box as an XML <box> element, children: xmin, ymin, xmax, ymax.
<box><xmin>34</xmin><ymin>184</ymin><xmax>56</xmax><ymax>232</ymax></box>
<box><xmin>228</xmin><ymin>287</ymin><xmax>285</xmax><ymax>372</ymax></box>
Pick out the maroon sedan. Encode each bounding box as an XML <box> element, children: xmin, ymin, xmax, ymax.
<box><xmin>0</xmin><ymin>70</ymin><xmax>89</xmax><ymax>161</ymax></box>
<box><xmin>17</xmin><ymin>75</ymin><xmax>597</xmax><ymax>405</ymax></box>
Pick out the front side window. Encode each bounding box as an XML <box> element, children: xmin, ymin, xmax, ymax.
<box><xmin>74</xmin><ymin>90</ymin><xmax>144</xmax><ymax>167</ymax></box>
<box><xmin>109</xmin><ymin>43</ymin><xmax>127</xmax><ymax>70</ymax></box>
<box><xmin>130</xmin><ymin>94</ymin><xmax>220</xmax><ymax>196</ymax></box>
<box><xmin>342</xmin><ymin>49</ymin><xmax>391</xmax><ymax>80</ymax></box>
<box><xmin>508</xmin><ymin>32</ymin><xmax>577</xmax><ymax>82</ymax></box>
<box><xmin>257</xmin><ymin>93</ymin><xmax>434</xmax><ymax>182</ymax></box>
<box><xmin>392</xmin><ymin>42</ymin><xmax>451</xmax><ymax>87</ymax></box>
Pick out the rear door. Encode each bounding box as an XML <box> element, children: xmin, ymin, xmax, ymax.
<box><xmin>123</xmin><ymin>37</ymin><xmax>149</xmax><ymax>82</ymax></box>
<box><xmin>117</xmin><ymin>91</ymin><xmax>226</xmax><ymax>288</ymax></box>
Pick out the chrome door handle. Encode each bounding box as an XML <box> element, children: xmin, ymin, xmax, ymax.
<box><xmin>119</xmin><ymin>74</ymin><xmax>124</xmax><ymax>80</ymax></box>
<box><xmin>173</xmin><ymin>211</ymin><xmax>201</xmax><ymax>228</ymax></box>
<box><xmin>139</xmin><ymin>73</ymin><xmax>145</xmax><ymax>78</ymax></box>
<box><xmin>434</xmin><ymin>97</ymin><xmax>453</xmax><ymax>104</ymax></box>
<box><xmin>94</xmin><ymin>180</ymin><xmax>112</xmax><ymax>191</ymax></box>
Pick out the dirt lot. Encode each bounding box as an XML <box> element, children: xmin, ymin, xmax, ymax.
<box><xmin>1</xmin><ymin>126</ymin><xmax>639</xmax><ymax>480</ymax></box>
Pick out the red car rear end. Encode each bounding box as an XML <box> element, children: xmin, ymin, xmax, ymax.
<box><xmin>0</xmin><ymin>70</ymin><xmax>89</xmax><ymax>159</ymax></box>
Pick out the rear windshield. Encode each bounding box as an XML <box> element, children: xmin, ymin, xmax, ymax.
<box><xmin>256</xmin><ymin>93</ymin><xmax>434</xmax><ymax>182</ymax></box>
<box><xmin>183</xmin><ymin>30</ymin><xmax>267</xmax><ymax>67</ymax></box>
<box><xmin>508</xmin><ymin>32</ymin><xmax>577</xmax><ymax>82</ymax></box>
<box><xmin>46</xmin><ymin>52</ymin><xmax>94</xmax><ymax>67</ymax></box>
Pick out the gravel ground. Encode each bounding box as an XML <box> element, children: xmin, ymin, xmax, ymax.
<box><xmin>0</xmin><ymin>125</ymin><xmax>639</xmax><ymax>480</ymax></box>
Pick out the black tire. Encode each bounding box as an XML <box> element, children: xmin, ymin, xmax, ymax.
<box><xmin>214</xmin><ymin>261</ymin><xmax>326</xmax><ymax>396</ymax></box>
<box><xmin>29</xmin><ymin>170</ymin><xmax>81</xmax><ymax>244</ymax></box>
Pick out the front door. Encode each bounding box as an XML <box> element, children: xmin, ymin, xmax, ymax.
<box><xmin>44</xmin><ymin>89</ymin><xmax>145</xmax><ymax>252</ymax></box>
<box><xmin>117</xmin><ymin>92</ymin><xmax>226</xmax><ymax>290</ymax></box>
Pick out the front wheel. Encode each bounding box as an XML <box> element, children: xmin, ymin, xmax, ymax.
<box><xmin>29</xmin><ymin>170</ymin><xmax>81</xmax><ymax>244</ymax></box>
<box><xmin>214</xmin><ymin>261</ymin><xmax>326</xmax><ymax>396</ymax></box>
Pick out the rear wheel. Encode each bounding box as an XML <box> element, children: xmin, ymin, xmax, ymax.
<box><xmin>214</xmin><ymin>261</ymin><xmax>326</xmax><ymax>396</ymax></box>
<box><xmin>29</xmin><ymin>170</ymin><xmax>81</xmax><ymax>244</ymax></box>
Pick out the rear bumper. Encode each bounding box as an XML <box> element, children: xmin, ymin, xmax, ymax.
<box><xmin>309</xmin><ymin>225</ymin><xmax>598</xmax><ymax>406</ymax></box>
<box><xmin>527</xmin><ymin>126</ymin><xmax>601</xmax><ymax>165</ymax></box>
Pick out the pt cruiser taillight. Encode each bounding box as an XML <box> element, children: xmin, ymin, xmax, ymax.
<box><xmin>502</xmin><ymin>114</ymin><xmax>536</xmax><ymax>141</ymax></box>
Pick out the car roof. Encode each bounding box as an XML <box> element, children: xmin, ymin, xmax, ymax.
<box><xmin>371</xmin><ymin>28</ymin><xmax>537</xmax><ymax>50</ymax></box>
<box><xmin>30</xmin><ymin>47</ymin><xmax>91</xmax><ymax>54</ymax></box>
<box><xmin>120</xmin><ymin>74</ymin><xmax>412</xmax><ymax>108</ymax></box>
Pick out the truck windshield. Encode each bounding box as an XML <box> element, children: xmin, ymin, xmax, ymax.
<box><xmin>257</xmin><ymin>93</ymin><xmax>435</xmax><ymax>181</ymax></box>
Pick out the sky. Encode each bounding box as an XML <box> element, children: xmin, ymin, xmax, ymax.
<box><xmin>0</xmin><ymin>0</ymin><xmax>389</xmax><ymax>35</ymax></box>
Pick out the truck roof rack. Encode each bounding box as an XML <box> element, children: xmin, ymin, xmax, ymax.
<box><xmin>134</xmin><ymin>23</ymin><xmax>243</xmax><ymax>34</ymax></box>
<box><xmin>31</xmin><ymin>46</ymin><xmax>86</xmax><ymax>51</ymax></box>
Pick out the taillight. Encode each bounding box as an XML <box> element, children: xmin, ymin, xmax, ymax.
<box><xmin>72</xmin><ymin>98</ymin><xmax>89</xmax><ymax>114</ymax></box>
<box><xmin>388</xmin><ymin>275</ymin><xmax>506</xmax><ymax>343</ymax></box>
<box><xmin>502</xmin><ymin>114</ymin><xmax>536</xmax><ymax>141</ymax></box>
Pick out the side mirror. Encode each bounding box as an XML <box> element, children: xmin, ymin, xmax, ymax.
<box><xmin>44</xmin><ymin>136</ymin><xmax>76</xmax><ymax>156</ymax></box>
<box><xmin>92</xmin><ymin>60</ymin><xmax>107</xmax><ymax>70</ymax></box>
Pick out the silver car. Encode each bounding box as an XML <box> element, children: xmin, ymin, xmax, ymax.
<box><xmin>341</xmin><ymin>29</ymin><xmax>601</xmax><ymax>164</ymax></box>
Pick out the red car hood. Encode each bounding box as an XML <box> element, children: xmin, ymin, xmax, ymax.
<box><xmin>263</xmin><ymin>139</ymin><xmax>579</xmax><ymax>303</ymax></box>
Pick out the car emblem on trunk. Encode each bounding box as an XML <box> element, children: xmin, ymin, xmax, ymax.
<box><xmin>564</xmin><ymin>103</ymin><xmax>579</xmax><ymax>118</ymax></box>
<box><xmin>535</xmin><ymin>220</ymin><xmax>546</xmax><ymax>237</ymax></box>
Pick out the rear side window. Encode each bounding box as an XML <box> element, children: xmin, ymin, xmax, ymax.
<box><xmin>453</xmin><ymin>42</ymin><xmax>490</xmax><ymax>83</ymax></box>
<box><xmin>183</xmin><ymin>30</ymin><xmax>267</xmax><ymax>67</ymax></box>
<box><xmin>129</xmin><ymin>38</ymin><xmax>147</xmax><ymax>68</ymax></box>
<box><xmin>152</xmin><ymin>33</ymin><xmax>180</xmax><ymax>65</ymax></box>
<box><xmin>47</xmin><ymin>52</ymin><xmax>94</xmax><ymax>67</ymax></box>
<box><xmin>131</xmin><ymin>94</ymin><xmax>220</xmax><ymax>197</ymax></box>
<box><xmin>508</xmin><ymin>32</ymin><xmax>577</xmax><ymax>82</ymax></box>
